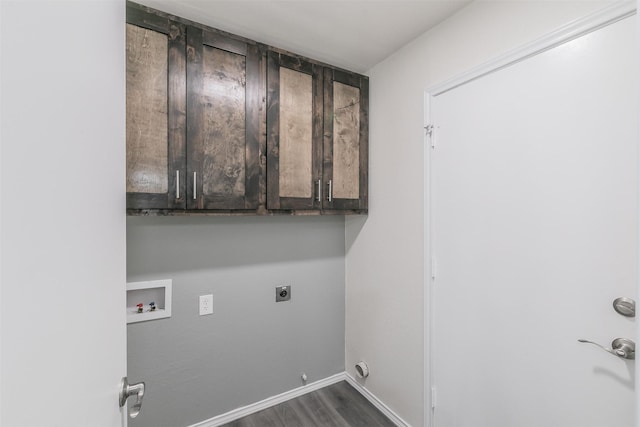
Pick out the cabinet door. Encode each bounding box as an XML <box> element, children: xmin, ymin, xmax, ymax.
<box><xmin>186</xmin><ymin>27</ymin><xmax>262</xmax><ymax>210</ymax></box>
<box><xmin>323</xmin><ymin>69</ymin><xmax>368</xmax><ymax>211</ymax></box>
<box><xmin>126</xmin><ymin>7</ymin><xmax>186</xmax><ymax>210</ymax></box>
<box><xmin>267</xmin><ymin>52</ymin><xmax>323</xmax><ymax>210</ymax></box>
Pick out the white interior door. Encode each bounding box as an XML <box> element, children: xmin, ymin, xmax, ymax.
<box><xmin>430</xmin><ymin>14</ymin><xmax>637</xmax><ymax>427</ymax></box>
<box><xmin>1</xmin><ymin>1</ymin><xmax>128</xmax><ymax>426</ymax></box>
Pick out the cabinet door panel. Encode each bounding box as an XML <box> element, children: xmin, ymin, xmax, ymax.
<box><xmin>278</xmin><ymin>67</ymin><xmax>313</xmax><ymax>199</ymax></box>
<box><xmin>187</xmin><ymin>27</ymin><xmax>261</xmax><ymax>210</ymax></box>
<box><xmin>202</xmin><ymin>46</ymin><xmax>246</xmax><ymax>199</ymax></box>
<box><xmin>332</xmin><ymin>81</ymin><xmax>361</xmax><ymax>200</ymax></box>
<box><xmin>323</xmin><ymin>69</ymin><xmax>368</xmax><ymax>211</ymax></box>
<box><xmin>126</xmin><ymin>7</ymin><xmax>186</xmax><ymax>210</ymax></box>
<box><xmin>267</xmin><ymin>52</ymin><xmax>323</xmax><ymax>210</ymax></box>
<box><xmin>126</xmin><ymin>24</ymin><xmax>168</xmax><ymax>195</ymax></box>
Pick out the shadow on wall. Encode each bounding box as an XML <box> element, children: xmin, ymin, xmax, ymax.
<box><xmin>345</xmin><ymin>215</ymin><xmax>367</xmax><ymax>253</ymax></box>
<box><xmin>127</xmin><ymin>215</ymin><xmax>346</xmax><ymax>275</ymax></box>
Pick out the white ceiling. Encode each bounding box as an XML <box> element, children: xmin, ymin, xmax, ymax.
<box><xmin>134</xmin><ymin>0</ymin><xmax>472</xmax><ymax>73</ymax></box>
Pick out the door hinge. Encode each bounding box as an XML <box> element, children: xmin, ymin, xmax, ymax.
<box><xmin>425</xmin><ymin>124</ymin><xmax>435</xmax><ymax>148</ymax></box>
<box><xmin>431</xmin><ymin>386</ymin><xmax>437</xmax><ymax>409</ymax></box>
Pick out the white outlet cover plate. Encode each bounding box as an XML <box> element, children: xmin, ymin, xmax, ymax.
<box><xmin>199</xmin><ymin>294</ymin><xmax>213</xmax><ymax>315</ymax></box>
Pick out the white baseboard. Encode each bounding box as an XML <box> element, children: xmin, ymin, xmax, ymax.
<box><xmin>187</xmin><ymin>371</ymin><xmax>411</xmax><ymax>427</ymax></box>
<box><xmin>344</xmin><ymin>373</ymin><xmax>412</xmax><ymax>427</ymax></box>
<box><xmin>187</xmin><ymin>373</ymin><xmax>345</xmax><ymax>427</ymax></box>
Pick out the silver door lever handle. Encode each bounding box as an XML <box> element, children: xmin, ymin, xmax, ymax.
<box><xmin>578</xmin><ymin>338</ymin><xmax>635</xmax><ymax>360</ymax></box>
<box><xmin>119</xmin><ymin>377</ymin><xmax>145</xmax><ymax>418</ymax></box>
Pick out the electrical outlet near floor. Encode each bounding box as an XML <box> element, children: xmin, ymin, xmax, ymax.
<box><xmin>199</xmin><ymin>294</ymin><xmax>213</xmax><ymax>315</ymax></box>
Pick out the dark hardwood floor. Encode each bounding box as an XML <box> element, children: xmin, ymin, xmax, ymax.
<box><xmin>221</xmin><ymin>381</ymin><xmax>396</xmax><ymax>427</ymax></box>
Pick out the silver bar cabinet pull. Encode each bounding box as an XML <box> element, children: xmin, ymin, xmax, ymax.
<box><xmin>328</xmin><ymin>180</ymin><xmax>333</xmax><ymax>202</ymax></box>
<box><xmin>193</xmin><ymin>172</ymin><xmax>197</xmax><ymax>200</ymax></box>
<box><xmin>316</xmin><ymin>179</ymin><xmax>322</xmax><ymax>202</ymax></box>
<box><xmin>176</xmin><ymin>170</ymin><xmax>180</xmax><ymax>199</ymax></box>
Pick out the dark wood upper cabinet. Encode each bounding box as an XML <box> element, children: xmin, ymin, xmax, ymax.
<box><xmin>323</xmin><ymin>69</ymin><xmax>368</xmax><ymax>211</ymax></box>
<box><xmin>186</xmin><ymin>27</ymin><xmax>263</xmax><ymax>210</ymax></box>
<box><xmin>266</xmin><ymin>53</ymin><xmax>368</xmax><ymax>212</ymax></box>
<box><xmin>126</xmin><ymin>7</ymin><xmax>186</xmax><ymax>210</ymax></box>
<box><xmin>266</xmin><ymin>52</ymin><xmax>323</xmax><ymax>210</ymax></box>
<box><xmin>126</xmin><ymin>2</ymin><xmax>367</xmax><ymax>215</ymax></box>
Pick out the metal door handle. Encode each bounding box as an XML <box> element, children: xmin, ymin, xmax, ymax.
<box><xmin>119</xmin><ymin>377</ymin><xmax>145</xmax><ymax>419</ymax></box>
<box><xmin>316</xmin><ymin>179</ymin><xmax>322</xmax><ymax>202</ymax></box>
<box><xmin>613</xmin><ymin>297</ymin><xmax>635</xmax><ymax>317</ymax></box>
<box><xmin>327</xmin><ymin>180</ymin><xmax>333</xmax><ymax>202</ymax></box>
<box><xmin>578</xmin><ymin>338</ymin><xmax>635</xmax><ymax>360</ymax></box>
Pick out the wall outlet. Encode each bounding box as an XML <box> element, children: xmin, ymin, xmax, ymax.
<box><xmin>199</xmin><ymin>294</ymin><xmax>213</xmax><ymax>315</ymax></box>
<box><xmin>276</xmin><ymin>286</ymin><xmax>291</xmax><ymax>302</ymax></box>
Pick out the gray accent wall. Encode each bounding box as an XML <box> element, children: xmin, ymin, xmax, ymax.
<box><xmin>127</xmin><ymin>216</ymin><xmax>346</xmax><ymax>427</ymax></box>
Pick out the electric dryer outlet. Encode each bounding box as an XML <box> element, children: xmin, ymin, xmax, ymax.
<box><xmin>276</xmin><ymin>286</ymin><xmax>291</xmax><ymax>302</ymax></box>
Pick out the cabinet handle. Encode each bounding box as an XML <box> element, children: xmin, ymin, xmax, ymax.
<box><xmin>193</xmin><ymin>172</ymin><xmax>197</xmax><ymax>200</ymax></box>
<box><xmin>316</xmin><ymin>179</ymin><xmax>322</xmax><ymax>202</ymax></box>
<box><xmin>327</xmin><ymin>180</ymin><xmax>333</xmax><ymax>202</ymax></box>
<box><xmin>176</xmin><ymin>170</ymin><xmax>180</xmax><ymax>199</ymax></box>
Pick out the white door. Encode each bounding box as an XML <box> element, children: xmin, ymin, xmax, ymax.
<box><xmin>430</xmin><ymin>14</ymin><xmax>637</xmax><ymax>427</ymax></box>
<box><xmin>1</xmin><ymin>1</ymin><xmax>128</xmax><ymax>426</ymax></box>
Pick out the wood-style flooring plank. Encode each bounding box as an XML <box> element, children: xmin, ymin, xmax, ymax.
<box><xmin>319</xmin><ymin>382</ymin><xmax>396</xmax><ymax>427</ymax></box>
<box><xmin>221</xmin><ymin>381</ymin><xmax>394</xmax><ymax>427</ymax></box>
<box><xmin>293</xmin><ymin>390</ymin><xmax>349</xmax><ymax>427</ymax></box>
<box><xmin>225</xmin><ymin>407</ymin><xmax>282</xmax><ymax>427</ymax></box>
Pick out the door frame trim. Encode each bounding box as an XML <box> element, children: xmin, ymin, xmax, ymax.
<box><xmin>423</xmin><ymin>2</ymin><xmax>637</xmax><ymax>426</ymax></box>
<box><xmin>428</xmin><ymin>1</ymin><xmax>635</xmax><ymax>97</ymax></box>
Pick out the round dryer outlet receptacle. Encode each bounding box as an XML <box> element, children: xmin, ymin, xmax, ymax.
<box><xmin>355</xmin><ymin>361</ymin><xmax>369</xmax><ymax>379</ymax></box>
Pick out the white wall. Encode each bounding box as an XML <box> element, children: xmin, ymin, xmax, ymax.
<box><xmin>346</xmin><ymin>1</ymin><xmax>618</xmax><ymax>426</ymax></box>
<box><xmin>1</xmin><ymin>1</ymin><xmax>126</xmax><ymax>426</ymax></box>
